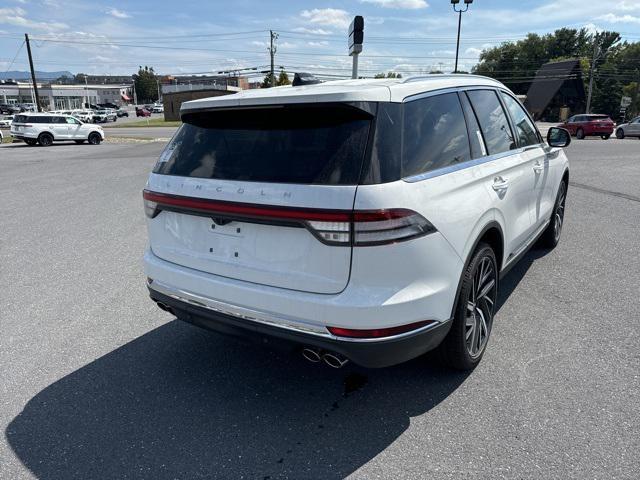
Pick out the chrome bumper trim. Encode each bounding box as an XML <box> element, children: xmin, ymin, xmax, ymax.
<box><xmin>149</xmin><ymin>279</ymin><xmax>331</xmax><ymax>338</ymax></box>
<box><xmin>148</xmin><ymin>279</ymin><xmax>448</xmax><ymax>343</ymax></box>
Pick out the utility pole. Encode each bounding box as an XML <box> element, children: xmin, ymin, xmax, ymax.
<box><xmin>586</xmin><ymin>43</ymin><xmax>600</xmax><ymax>114</ymax></box>
<box><xmin>451</xmin><ymin>0</ymin><xmax>473</xmax><ymax>74</ymax></box>
<box><xmin>268</xmin><ymin>30</ymin><xmax>278</xmax><ymax>87</ymax></box>
<box><xmin>24</xmin><ymin>33</ymin><xmax>41</xmax><ymax>112</ymax></box>
<box><xmin>454</xmin><ymin>9</ymin><xmax>462</xmax><ymax>73</ymax></box>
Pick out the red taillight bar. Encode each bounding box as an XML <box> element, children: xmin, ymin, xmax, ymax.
<box><xmin>327</xmin><ymin>320</ymin><xmax>436</xmax><ymax>339</ymax></box>
<box><xmin>143</xmin><ymin>189</ymin><xmax>352</xmax><ymax>222</ymax></box>
<box><xmin>143</xmin><ymin>190</ymin><xmax>435</xmax><ymax>246</ymax></box>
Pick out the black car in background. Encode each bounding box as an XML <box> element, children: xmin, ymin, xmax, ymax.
<box><xmin>0</xmin><ymin>104</ymin><xmax>21</xmax><ymax>114</ymax></box>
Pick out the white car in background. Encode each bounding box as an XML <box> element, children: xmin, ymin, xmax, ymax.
<box><xmin>152</xmin><ymin>104</ymin><xmax>164</xmax><ymax>113</ymax></box>
<box><xmin>11</xmin><ymin>113</ymin><xmax>105</xmax><ymax>146</ymax></box>
<box><xmin>71</xmin><ymin>109</ymin><xmax>94</xmax><ymax>123</ymax></box>
<box><xmin>615</xmin><ymin>116</ymin><xmax>640</xmax><ymax>139</ymax></box>
<box><xmin>0</xmin><ymin>115</ymin><xmax>13</xmax><ymax>127</ymax></box>
<box><xmin>143</xmin><ymin>75</ymin><xmax>571</xmax><ymax>370</ymax></box>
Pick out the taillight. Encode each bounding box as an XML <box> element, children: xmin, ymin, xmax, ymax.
<box><xmin>143</xmin><ymin>190</ymin><xmax>436</xmax><ymax>246</ymax></box>
<box><xmin>327</xmin><ymin>320</ymin><xmax>436</xmax><ymax>339</ymax></box>
<box><xmin>306</xmin><ymin>209</ymin><xmax>435</xmax><ymax>246</ymax></box>
<box><xmin>143</xmin><ymin>197</ymin><xmax>159</xmax><ymax>218</ymax></box>
<box><xmin>352</xmin><ymin>209</ymin><xmax>435</xmax><ymax>246</ymax></box>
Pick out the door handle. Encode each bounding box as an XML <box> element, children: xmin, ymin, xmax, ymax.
<box><xmin>492</xmin><ymin>177</ymin><xmax>509</xmax><ymax>191</ymax></box>
<box><xmin>533</xmin><ymin>162</ymin><xmax>544</xmax><ymax>173</ymax></box>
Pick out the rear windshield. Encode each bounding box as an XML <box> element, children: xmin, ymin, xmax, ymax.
<box><xmin>153</xmin><ymin>104</ymin><xmax>372</xmax><ymax>185</ymax></box>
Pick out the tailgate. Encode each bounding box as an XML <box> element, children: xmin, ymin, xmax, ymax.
<box><xmin>145</xmin><ymin>178</ymin><xmax>356</xmax><ymax>294</ymax></box>
<box><xmin>144</xmin><ymin>103</ymin><xmax>374</xmax><ymax>294</ymax></box>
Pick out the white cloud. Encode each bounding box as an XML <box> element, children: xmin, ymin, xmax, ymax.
<box><xmin>0</xmin><ymin>6</ymin><xmax>68</xmax><ymax>30</ymax></box>
<box><xmin>581</xmin><ymin>23</ymin><xmax>603</xmax><ymax>34</ymax></box>
<box><xmin>360</xmin><ymin>0</ymin><xmax>428</xmax><ymax>9</ymax></box>
<box><xmin>292</xmin><ymin>27</ymin><xmax>333</xmax><ymax>35</ymax></box>
<box><xmin>618</xmin><ymin>0</ymin><xmax>640</xmax><ymax>12</ymax></box>
<box><xmin>308</xmin><ymin>40</ymin><xmax>329</xmax><ymax>47</ymax></box>
<box><xmin>597</xmin><ymin>13</ymin><xmax>640</xmax><ymax>24</ymax></box>
<box><xmin>300</xmin><ymin>8</ymin><xmax>351</xmax><ymax>29</ymax></box>
<box><xmin>106</xmin><ymin>8</ymin><xmax>130</xmax><ymax>19</ymax></box>
<box><xmin>465</xmin><ymin>47</ymin><xmax>482</xmax><ymax>57</ymax></box>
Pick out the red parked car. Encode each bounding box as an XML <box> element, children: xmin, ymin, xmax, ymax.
<box><xmin>558</xmin><ymin>114</ymin><xmax>615</xmax><ymax>140</ymax></box>
<box><xmin>136</xmin><ymin>107</ymin><xmax>151</xmax><ymax>117</ymax></box>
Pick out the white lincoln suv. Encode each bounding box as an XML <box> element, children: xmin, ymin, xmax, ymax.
<box><xmin>143</xmin><ymin>75</ymin><xmax>570</xmax><ymax>370</ymax></box>
<box><xmin>10</xmin><ymin>113</ymin><xmax>104</xmax><ymax>146</ymax></box>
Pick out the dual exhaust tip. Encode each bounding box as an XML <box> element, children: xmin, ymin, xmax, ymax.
<box><xmin>155</xmin><ymin>301</ymin><xmax>174</xmax><ymax>315</ymax></box>
<box><xmin>156</xmin><ymin>300</ymin><xmax>347</xmax><ymax>368</ymax></box>
<box><xmin>302</xmin><ymin>347</ymin><xmax>349</xmax><ymax>368</ymax></box>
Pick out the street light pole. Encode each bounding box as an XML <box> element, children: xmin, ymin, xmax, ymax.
<box><xmin>451</xmin><ymin>0</ymin><xmax>473</xmax><ymax>74</ymax></box>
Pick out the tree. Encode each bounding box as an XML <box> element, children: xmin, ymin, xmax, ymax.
<box><xmin>472</xmin><ymin>28</ymin><xmax>637</xmax><ymax>118</ymax></box>
<box><xmin>374</xmin><ymin>72</ymin><xmax>402</xmax><ymax>78</ymax></box>
<box><xmin>261</xmin><ymin>69</ymin><xmax>291</xmax><ymax>87</ymax></box>
<box><xmin>133</xmin><ymin>66</ymin><xmax>158</xmax><ymax>103</ymax></box>
<box><xmin>277</xmin><ymin>69</ymin><xmax>291</xmax><ymax>86</ymax></box>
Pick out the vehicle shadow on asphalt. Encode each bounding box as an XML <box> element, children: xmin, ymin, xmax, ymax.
<box><xmin>496</xmin><ymin>246</ymin><xmax>551</xmax><ymax>312</ymax></box>
<box><xmin>5</xmin><ymin>248</ymin><xmax>546</xmax><ymax>480</ymax></box>
<box><xmin>6</xmin><ymin>321</ymin><xmax>470</xmax><ymax>479</ymax></box>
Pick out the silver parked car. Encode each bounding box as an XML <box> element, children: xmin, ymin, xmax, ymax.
<box><xmin>615</xmin><ymin>116</ymin><xmax>640</xmax><ymax>139</ymax></box>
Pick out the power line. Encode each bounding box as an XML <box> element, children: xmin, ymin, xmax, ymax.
<box><xmin>4</xmin><ymin>40</ymin><xmax>25</xmax><ymax>73</ymax></box>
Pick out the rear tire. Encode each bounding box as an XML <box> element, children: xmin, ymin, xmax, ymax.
<box><xmin>438</xmin><ymin>243</ymin><xmax>498</xmax><ymax>370</ymax></box>
<box><xmin>88</xmin><ymin>132</ymin><xmax>101</xmax><ymax>145</ymax></box>
<box><xmin>615</xmin><ymin>129</ymin><xmax>625</xmax><ymax>139</ymax></box>
<box><xmin>38</xmin><ymin>133</ymin><xmax>53</xmax><ymax>147</ymax></box>
<box><xmin>576</xmin><ymin>128</ymin><xmax>585</xmax><ymax>139</ymax></box>
<box><xmin>538</xmin><ymin>180</ymin><xmax>567</xmax><ymax>249</ymax></box>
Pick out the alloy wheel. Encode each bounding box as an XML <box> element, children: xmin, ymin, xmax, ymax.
<box><xmin>554</xmin><ymin>183</ymin><xmax>566</xmax><ymax>242</ymax></box>
<box><xmin>465</xmin><ymin>256</ymin><xmax>497</xmax><ymax>358</ymax></box>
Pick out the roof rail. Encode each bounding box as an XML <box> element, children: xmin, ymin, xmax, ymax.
<box><xmin>401</xmin><ymin>73</ymin><xmax>489</xmax><ymax>84</ymax></box>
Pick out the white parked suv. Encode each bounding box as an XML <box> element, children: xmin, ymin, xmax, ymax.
<box><xmin>11</xmin><ymin>113</ymin><xmax>105</xmax><ymax>146</ymax></box>
<box><xmin>143</xmin><ymin>75</ymin><xmax>571</xmax><ymax>370</ymax></box>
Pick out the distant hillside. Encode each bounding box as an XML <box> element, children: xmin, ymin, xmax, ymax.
<box><xmin>0</xmin><ymin>70</ymin><xmax>74</xmax><ymax>81</ymax></box>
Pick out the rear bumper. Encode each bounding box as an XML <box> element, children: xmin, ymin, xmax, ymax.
<box><xmin>148</xmin><ymin>284</ymin><xmax>452</xmax><ymax>368</ymax></box>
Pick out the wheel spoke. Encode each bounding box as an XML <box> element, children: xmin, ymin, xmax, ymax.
<box><xmin>465</xmin><ymin>320</ymin><xmax>474</xmax><ymax>341</ymax></box>
<box><xmin>470</xmin><ymin>317</ymin><xmax>480</xmax><ymax>354</ymax></box>
<box><xmin>477</xmin><ymin>278</ymin><xmax>495</xmax><ymax>302</ymax></box>
<box><xmin>477</xmin><ymin>308</ymin><xmax>487</xmax><ymax>342</ymax></box>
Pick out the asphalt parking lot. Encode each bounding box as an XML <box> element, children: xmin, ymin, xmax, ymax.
<box><xmin>1</xmin><ymin>138</ymin><xmax>639</xmax><ymax>479</ymax></box>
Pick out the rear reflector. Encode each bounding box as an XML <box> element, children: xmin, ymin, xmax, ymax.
<box><xmin>327</xmin><ymin>320</ymin><xmax>436</xmax><ymax>339</ymax></box>
<box><xmin>143</xmin><ymin>190</ymin><xmax>436</xmax><ymax>246</ymax></box>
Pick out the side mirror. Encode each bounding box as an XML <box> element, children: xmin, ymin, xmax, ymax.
<box><xmin>547</xmin><ymin>127</ymin><xmax>571</xmax><ymax>148</ymax></box>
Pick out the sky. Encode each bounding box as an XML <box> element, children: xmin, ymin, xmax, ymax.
<box><xmin>1</xmin><ymin>0</ymin><xmax>640</xmax><ymax>81</ymax></box>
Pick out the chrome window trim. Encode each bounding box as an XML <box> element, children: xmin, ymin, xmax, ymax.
<box><xmin>402</xmin><ymin>85</ymin><xmax>546</xmax><ymax>183</ymax></box>
<box><xmin>149</xmin><ymin>279</ymin><xmax>449</xmax><ymax>343</ymax></box>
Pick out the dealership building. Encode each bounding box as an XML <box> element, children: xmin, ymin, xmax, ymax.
<box><xmin>0</xmin><ymin>82</ymin><xmax>134</xmax><ymax>110</ymax></box>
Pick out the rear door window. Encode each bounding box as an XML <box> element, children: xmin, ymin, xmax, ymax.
<box><xmin>402</xmin><ymin>92</ymin><xmax>471</xmax><ymax>177</ymax></box>
<box><xmin>459</xmin><ymin>92</ymin><xmax>487</xmax><ymax>158</ymax></box>
<box><xmin>154</xmin><ymin>104</ymin><xmax>372</xmax><ymax>185</ymax></box>
<box><xmin>466</xmin><ymin>90</ymin><xmax>515</xmax><ymax>155</ymax></box>
<box><xmin>500</xmin><ymin>92</ymin><xmax>540</xmax><ymax>147</ymax></box>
